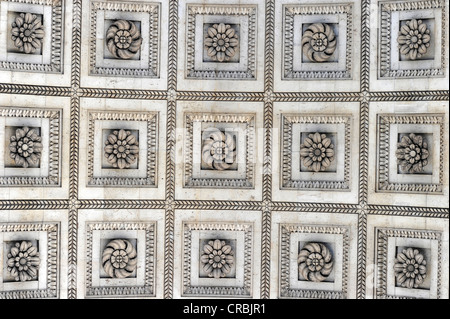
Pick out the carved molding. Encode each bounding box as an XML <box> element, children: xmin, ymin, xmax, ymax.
<box><xmin>182</xmin><ymin>222</ymin><xmax>253</xmax><ymax>297</ymax></box>
<box><xmin>281</xmin><ymin>114</ymin><xmax>352</xmax><ymax>190</ymax></box>
<box><xmin>186</xmin><ymin>4</ymin><xmax>257</xmax><ymax>80</ymax></box>
<box><xmin>283</xmin><ymin>3</ymin><xmax>353</xmax><ymax>79</ymax></box>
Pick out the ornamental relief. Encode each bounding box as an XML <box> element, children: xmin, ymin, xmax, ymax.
<box><xmin>9</xmin><ymin>126</ymin><xmax>43</xmax><ymax>168</ymax></box>
<box><xmin>6</xmin><ymin>241</ymin><xmax>40</xmax><ymax>282</ymax></box>
<box><xmin>106</xmin><ymin>20</ymin><xmax>143</xmax><ymax>60</ymax></box>
<box><xmin>11</xmin><ymin>12</ymin><xmax>45</xmax><ymax>54</ymax></box>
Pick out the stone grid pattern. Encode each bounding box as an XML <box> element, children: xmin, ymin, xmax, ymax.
<box><xmin>0</xmin><ymin>0</ymin><xmax>448</xmax><ymax>299</ymax></box>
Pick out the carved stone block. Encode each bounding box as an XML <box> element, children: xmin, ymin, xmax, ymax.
<box><xmin>87</xmin><ymin>110</ymin><xmax>158</xmax><ymax>187</ymax></box>
<box><xmin>282</xmin><ymin>3</ymin><xmax>354</xmax><ymax>80</ymax></box>
<box><xmin>279</xmin><ymin>224</ymin><xmax>350</xmax><ymax>299</ymax></box>
<box><xmin>375</xmin><ymin>228</ymin><xmax>443</xmax><ymax>299</ymax></box>
<box><xmin>0</xmin><ymin>107</ymin><xmax>62</xmax><ymax>187</ymax></box>
<box><xmin>376</xmin><ymin>113</ymin><xmax>445</xmax><ymax>194</ymax></box>
<box><xmin>0</xmin><ymin>222</ymin><xmax>59</xmax><ymax>299</ymax></box>
<box><xmin>378</xmin><ymin>0</ymin><xmax>446</xmax><ymax>79</ymax></box>
<box><xmin>183</xmin><ymin>113</ymin><xmax>255</xmax><ymax>189</ymax></box>
<box><xmin>84</xmin><ymin>221</ymin><xmax>156</xmax><ymax>298</ymax></box>
<box><xmin>185</xmin><ymin>3</ymin><xmax>257</xmax><ymax>80</ymax></box>
<box><xmin>281</xmin><ymin>114</ymin><xmax>352</xmax><ymax>191</ymax></box>
<box><xmin>182</xmin><ymin>222</ymin><xmax>253</xmax><ymax>297</ymax></box>
<box><xmin>89</xmin><ymin>0</ymin><xmax>160</xmax><ymax>77</ymax></box>
<box><xmin>0</xmin><ymin>0</ymin><xmax>64</xmax><ymax>73</ymax></box>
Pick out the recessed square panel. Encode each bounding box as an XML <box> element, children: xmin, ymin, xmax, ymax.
<box><xmin>378</xmin><ymin>0</ymin><xmax>445</xmax><ymax>79</ymax></box>
<box><xmin>0</xmin><ymin>223</ymin><xmax>59</xmax><ymax>299</ymax></box>
<box><xmin>281</xmin><ymin>114</ymin><xmax>352</xmax><ymax>190</ymax></box>
<box><xmin>0</xmin><ymin>0</ymin><xmax>63</xmax><ymax>73</ymax></box>
<box><xmin>376</xmin><ymin>113</ymin><xmax>444</xmax><ymax>194</ymax></box>
<box><xmin>87</xmin><ymin>111</ymin><xmax>158</xmax><ymax>187</ymax></box>
<box><xmin>0</xmin><ymin>107</ymin><xmax>61</xmax><ymax>187</ymax></box>
<box><xmin>89</xmin><ymin>0</ymin><xmax>160</xmax><ymax>77</ymax></box>
<box><xmin>279</xmin><ymin>224</ymin><xmax>350</xmax><ymax>299</ymax></box>
<box><xmin>182</xmin><ymin>222</ymin><xmax>253</xmax><ymax>297</ymax></box>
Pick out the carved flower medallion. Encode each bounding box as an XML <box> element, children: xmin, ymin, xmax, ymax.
<box><xmin>394</xmin><ymin>247</ymin><xmax>427</xmax><ymax>289</ymax></box>
<box><xmin>106</xmin><ymin>20</ymin><xmax>143</xmax><ymax>59</ymax></box>
<box><xmin>102</xmin><ymin>239</ymin><xmax>138</xmax><ymax>279</ymax></box>
<box><xmin>200</xmin><ymin>239</ymin><xmax>235</xmax><ymax>279</ymax></box>
<box><xmin>395</xmin><ymin>133</ymin><xmax>429</xmax><ymax>174</ymax></box>
<box><xmin>104</xmin><ymin>129</ymin><xmax>139</xmax><ymax>169</ymax></box>
<box><xmin>6</xmin><ymin>241</ymin><xmax>40</xmax><ymax>282</ymax></box>
<box><xmin>298</xmin><ymin>242</ymin><xmax>333</xmax><ymax>282</ymax></box>
<box><xmin>202</xmin><ymin>130</ymin><xmax>237</xmax><ymax>171</ymax></box>
<box><xmin>300</xmin><ymin>132</ymin><xmax>335</xmax><ymax>172</ymax></box>
<box><xmin>302</xmin><ymin>23</ymin><xmax>337</xmax><ymax>62</ymax></box>
<box><xmin>204</xmin><ymin>23</ymin><xmax>239</xmax><ymax>62</ymax></box>
<box><xmin>11</xmin><ymin>13</ymin><xmax>45</xmax><ymax>54</ymax></box>
<box><xmin>398</xmin><ymin>19</ymin><xmax>431</xmax><ymax>61</ymax></box>
<box><xmin>9</xmin><ymin>126</ymin><xmax>43</xmax><ymax>168</ymax></box>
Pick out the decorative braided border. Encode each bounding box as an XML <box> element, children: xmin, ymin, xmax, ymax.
<box><xmin>0</xmin><ymin>222</ymin><xmax>59</xmax><ymax>299</ymax></box>
<box><xmin>85</xmin><ymin>222</ymin><xmax>155</xmax><ymax>298</ymax></box>
<box><xmin>279</xmin><ymin>224</ymin><xmax>350</xmax><ymax>299</ymax></box>
<box><xmin>375</xmin><ymin>227</ymin><xmax>443</xmax><ymax>299</ymax></box>
<box><xmin>182</xmin><ymin>222</ymin><xmax>253</xmax><ymax>297</ymax></box>
<box><xmin>89</xmin><ymin>0</ymin><xmax>160</xmax><ymax>77</ymax></box>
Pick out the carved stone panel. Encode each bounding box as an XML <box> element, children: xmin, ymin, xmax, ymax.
<box><xmin>0</xmin><ymin>222</ymin><xmax>59</xmax><ymax>299</ymax></box>
<box><xmin>88</xmin><ymin>0</ymin><xmax>160</xmax><ymax>78</ymax></box>
<box><xmin>282</xmin><ymin>3</ymin><xmax>353</xmax><ymax>80</ymax></box>
<box><xmin>279</xmin><ymin>224</ymin><xmax>350</xmax><ymax>299</ymax></box>
<box><xmin>84</xmin><ymin>221</ymin><xmax>156</xmax><ymax>298</ymax></box>
<box><xmin>0</xmin><ymin>0</ymin><xmax>64</xmax><ymax>73</ymax></box>
<box><xmin>182</xmin><ymin>222</ymin><xmax>253</xmax><ymax>297</ymax></box>
<box><xmin>378</xmin><ymin>0</ymin><xmax>446</xmax><ymax>79</ymax></box>
<box><xmin>375</xmin><ymin>228</ymin><xmax>443</xmax><ymax>299</ymax></box>
<box><xmin>0</xmin><ymin>107</ymin><xmax>62</xmax><ymax>187</ymax></box>
<box><xmin>86</xmin><ymin>110</ymin><xmax>158</xmax><ymax>187</ymax></box>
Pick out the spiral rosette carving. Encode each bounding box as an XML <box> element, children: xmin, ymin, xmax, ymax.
<box><xmin>104</xmin><ymin>129</ymin><xmax>139</xmax><ymax>169</ymax></box>
<box><xmin>106</xmin><ymin>20</ymin><xmax>143</xmax><ymax>59</ymax></box>
<box><xmin>302</xmin><ymin>23</ymin><xmax>337</xmax><ymax>62</ymax></box>
<box><xmin>394</xmin><ymin>248</ymin><xmax>427</xmax><ymax>289</ymax></box>
<box><xmin>202</xmin><ymin>130</ymin><xmax>237</xmax><ymax>171</ymax></box>
<box><xmin>298</xmin><ymin>243</ymin><xmax>333</xmax><ymax>282</ymax></box>
<box><xmin>395</xmin><ymin>133</ymin><xmax>429</xmax><ymax>174</ymax></box>
<box><xmin>200</xmin><ymin>239</ymin><xmax>235</xmax><ymax>279</ymax></box>
<box><xmin>9</xmin><ymin>126</ymin><xmax>43</xmax><ymax>168</ymax></box>
<box><xmin>11</xmin><ymin>13</ymin><xmax>45</xmax><ymax>54</ymax></box>
<box><xmin>6</xmin><ymin>241</ymin><xmax>40</xmax><ymax>282</ymax></box>
<box><xmin>300</xmin><ymin>132</ymin><xmax>335</xmax><ymax>172</ymax></box>
<box><xmin>398</xmin><ymin>19</ymin><xmax>431</xmax><ymax>61</ymax></box>
<box><xmin>204</xmin><ymin>23</ymin><xmax>239</xmax><ymax>62</ymax></box>
<box><xmin>102</xmin><ymin>239</ymin><xmax>137</xmax><ymax>279</ymax></box>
